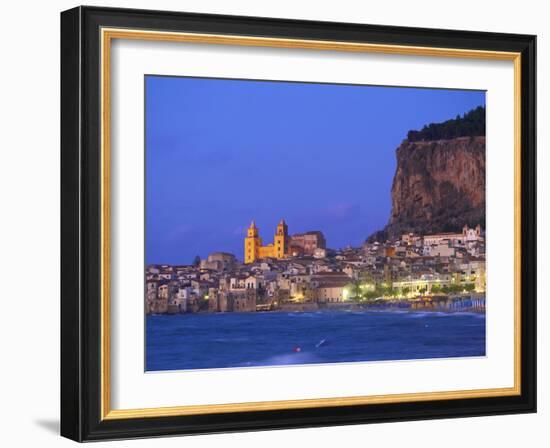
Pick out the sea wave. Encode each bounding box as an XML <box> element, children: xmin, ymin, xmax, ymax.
<box><xmin>213</xmin><ymin>337</ymin><xmax>251</xmax><ymax>343</ymax></box>
<box><xmin>286</xmin><ymin>312</ymin><xmax>320</xmax><ymax>318</ymax></box>
<box><xmin>251</xmin><ymin>351</ymin><xmax>320</xmax><ymax>367</ymax></box>
<box><xmin>452</xmin><ymin>311</ymin><xmax>486</xmax><ymax>318</ymax></box>
<box><xmin>407</xmin><ymin>312</ymin><xmax>435</xmax><ymax>318</ymax></box>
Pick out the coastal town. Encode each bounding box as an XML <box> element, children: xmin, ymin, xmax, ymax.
<box><xmin>145</xmin><ymin>219</ymin><xmax>486</xmax><ymax>314</ymax></box>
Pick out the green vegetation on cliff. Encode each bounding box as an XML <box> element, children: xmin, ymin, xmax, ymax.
<box><xmin>407</xmin><ymin>105</ymin><xmax>485</xmax><ymax>142</ymax></box>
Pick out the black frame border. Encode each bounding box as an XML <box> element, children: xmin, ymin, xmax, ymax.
<box><xmin>61</xmin><ymin>6</ymin><xmax>536</xmax><ymax>442</ymax></box>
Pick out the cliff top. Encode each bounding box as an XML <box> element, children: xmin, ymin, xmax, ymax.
<box><xmin>406</xmin><ymin>105</ymin><xmax>485</xmax><ymax>142</ymax></box>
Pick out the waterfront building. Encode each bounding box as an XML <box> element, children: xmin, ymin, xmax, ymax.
<box><xmin>310</xmin><ymin>271</ymin><xmax>351</xmax><ymax>288</ymax></box>
<box><xmin>229</xmin><ymin>275</ymin><xmax>247</xmax><ymax>290</ymax></box>
<box><xmin>146</xmin><ymin>280</ymin><xmax>158</xmax><ymax>301</ymax></box>
<box><xmin>216</xmin><ymin>289</ymin><xmax>257</xmax><ymax>312</ymax></box>
<box><xmin>158</xmin><ymin>283</ymin><xmax>169</xmax><ymax>299</ymax></box>
<box><xmin>392</xmin><ymin>273</ymin><xmax>453</xmax><ymax>295</ymax></box>
<box><xmin>245</xmin><ymin>275</ymin><xmax>259</xmax><ymax>289</ymax></box>
<box><xmin>208</xmin><ymin>289</ymin><xmax>230</xmax><ymax>313</ymax></box>
<box><xmin>148</xmin><ymin>297</ymin><xmax>168</xmax><ymax>314</ymax></box>
<box><xmin>313</xmin><ymin>279</ymin><xmax>350</xmax><ymax>303</ymax></box>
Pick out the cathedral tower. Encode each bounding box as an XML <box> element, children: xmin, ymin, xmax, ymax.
<box><xmin>243</xmin><ymin>219</ymin><xmax>293</xmax><ymax>263</ymax></box>
<box><xmin>274</xmin><ymin>219</ymin><xmax>288</xmax><ymax>258</ymax></box>
<box><xmin>244</xmin><ymin>221</ymin><xmax>261</xmax><ymax>264</ymax></box>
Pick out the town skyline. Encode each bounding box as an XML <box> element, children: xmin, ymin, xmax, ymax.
<box><xmin>145</xmin><ymin>75</ymin><xmax>485</xmax><ymax>265</ymax></box>
<box><xmin>146</xmin><ymin>222</ymin><xmax>486</xmax><ymax>316</ymax></box>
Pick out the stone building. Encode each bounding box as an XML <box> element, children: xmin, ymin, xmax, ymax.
<box><xmin>230</xmin><ymin>290</ymin><xmax>257</xmax><ymax>312</ymax></box>
<box><xmin>200</xmin><ymin>252</ymin><xmax>237</xmax><ymax>271</ymax></box>
<box><xmin>423</xmin><ymin>224</ymin><xmax>482</xmax><ymax>247</ymax></box>
<box><xmin>313</xmin><ymin>283</ymin><xmax>347</xmax><ymax>303</ymax></box>
<box><xmin>288</xmin><ymin>231</ymin><xmax>326</xmax><ymax>256</ymax></box>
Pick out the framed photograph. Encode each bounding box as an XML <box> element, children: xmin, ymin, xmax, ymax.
<box><xmin>61</xmin><ymin>6</ymin><xmax>536</xmax><ymax>441</ymax></box>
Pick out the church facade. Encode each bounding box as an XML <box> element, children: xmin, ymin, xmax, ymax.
<box><xmin>244</xmin><ymin>219</ymin><xmax>326</xmax><ymax>264</ymax></box>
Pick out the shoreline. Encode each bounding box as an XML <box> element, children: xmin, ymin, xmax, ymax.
<box><xmin>148</xmin><ymin>308</ymin><xmax>486</xmax><ymax>317</ymax></box>
<box><xmin>150</xmin><ymin>295</ymin><xmax>486</xmax><ymax>316</ymax></box>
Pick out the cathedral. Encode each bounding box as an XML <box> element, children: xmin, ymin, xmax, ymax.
<box><xmin>244</xmin><ymin>219</ymin><xmax>326</xmax><ymax>264</ymax></box>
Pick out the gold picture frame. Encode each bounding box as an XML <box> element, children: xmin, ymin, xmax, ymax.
<box><xmin>61</xmin><ymin>6</ymin><xmax>536</xmax><ymax>441</ymax></box>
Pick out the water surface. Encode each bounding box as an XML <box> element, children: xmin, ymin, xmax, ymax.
<box><xmin>146</xmin><ymin>310</ymin><xmax>486</xmax><ymax>371</ymax></box>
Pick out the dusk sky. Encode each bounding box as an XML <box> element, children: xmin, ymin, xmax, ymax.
<box><xmin>145</xmin><ymin>76</ymin><xmax>485</xmax><ymax>265</ymax></box>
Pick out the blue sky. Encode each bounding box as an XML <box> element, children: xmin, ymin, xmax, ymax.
<box><xmin>145</xmin><ymin>76</ymin><xmax>485</xmax><ymax>265</ymax></box>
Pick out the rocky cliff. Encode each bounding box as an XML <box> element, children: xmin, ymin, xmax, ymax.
<box><xmin>370</xmin><ymin>135</ymin><xmax>486</xmax><ymax>241</ymax></box>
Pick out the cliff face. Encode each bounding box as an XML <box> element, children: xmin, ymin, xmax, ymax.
<box><xmin>373</xmin><ymin>136</ymin><xmax>485</xmax><ymax>240</ymax></box>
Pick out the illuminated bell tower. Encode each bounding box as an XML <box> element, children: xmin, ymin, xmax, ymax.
<box><xmin>274</xmin><ymin>219</ymin><xmax>288</xmax><ymax>259</ymax></box>
<box><xmin>244</xmin><ymin>221</ymin><xmax>261</xmax><ymax>264</ymax></box>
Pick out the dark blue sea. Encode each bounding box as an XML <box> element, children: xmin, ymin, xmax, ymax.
<box><xmin>146</xmin><ymin>310</ymin><xmax>486</xmax><ymax>371</ymax></box>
